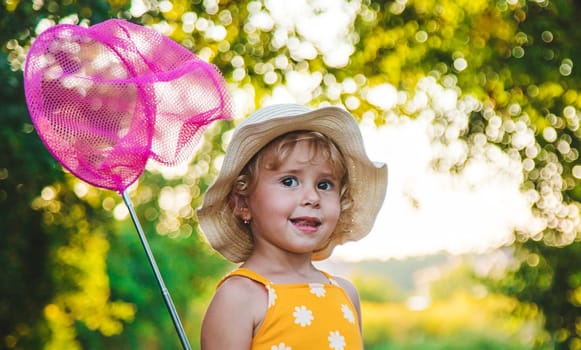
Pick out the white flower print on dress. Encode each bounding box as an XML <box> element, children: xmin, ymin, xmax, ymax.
<box><xmin>309</xmin><ymin>283</ymin><xmax>326</xmax><ymax>298</ymax></box>
<box><xmin>341</xmin><ymin>304</ymin><xmax>355</xmax><ymax>324</ymax></box>
<box><xmin>293</xmin><ymin>305</ymin><xmax>314</xmax><ymax>327</ymax></box>
<box><xmin>266</xmin><ymin>284</ymin><xmax>277</xmax><ymax>308</ymax></box>
<box><xmin>328</xmin><ymin>330</ymin><xmax>346</xmax><ymax>350</ymax></box>
<box><xmin>271</xmin><ymin>343</ymin><xmax>292</xmax><ymax>350</ymax></box>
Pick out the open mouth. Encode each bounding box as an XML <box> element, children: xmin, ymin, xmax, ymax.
<box><xmin>290</xmin><ymin>217</ymin><xmax>322</xmax><ymax>228</ymax></box>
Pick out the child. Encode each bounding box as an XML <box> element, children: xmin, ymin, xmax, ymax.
<box><xmin>197</xmin><ymin>104</ymin><xmax>387</xmax><ymax>350</ymax></box>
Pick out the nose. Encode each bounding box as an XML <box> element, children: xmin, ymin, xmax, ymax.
<box><xmin>301</xmin><ymin>185</ymin><xmax>320</xmax><ymax>207</ymax></box>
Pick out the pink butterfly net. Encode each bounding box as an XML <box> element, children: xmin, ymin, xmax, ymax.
<box><xmin>24</xmin><ymin>19</ymin><xmax>232</xmax><ymax>349</ymax></box>
<box><xmin>24</xmin><ymin>19</ymin><xmax>231</xmax><ymax>192</ymax></box>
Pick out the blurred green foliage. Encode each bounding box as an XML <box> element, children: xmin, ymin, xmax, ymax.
<box><xmin>1</xmin><ymin>0</ymin><xmax>580</xmax><ymax>349</ymax></box>
<box><xmin>357</xmin><ymin>257</ymin><xmax>547</xmax><ymax>349</ymax></box>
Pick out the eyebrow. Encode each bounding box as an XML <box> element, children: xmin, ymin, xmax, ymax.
<box><xmin>274</xmin><ymin>166</ymin><xmax>340</xmax><ymax>180</ymax></box>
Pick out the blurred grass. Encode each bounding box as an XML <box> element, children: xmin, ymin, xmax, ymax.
<box><xmin>361</xmin><ymin>291</ymin><xmax>547</xmax><ymax>349</ymax></box>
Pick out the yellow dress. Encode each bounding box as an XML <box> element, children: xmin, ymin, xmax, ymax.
<box><xmin>217</xmin><ymin>267</ymin><xmax>363</xmax><ymax>350</ymax></box>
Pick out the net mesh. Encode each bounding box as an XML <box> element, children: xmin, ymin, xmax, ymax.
<box><xmin>24</xmin><ymin>19</ymin><xmax>231</xmax><ymax>192</ymax></box>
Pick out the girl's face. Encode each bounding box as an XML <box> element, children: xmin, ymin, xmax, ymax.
<box><xmin>242</xmin><ymin>141</ymin><xmax>342</xmax><ymax>259</ymax></box>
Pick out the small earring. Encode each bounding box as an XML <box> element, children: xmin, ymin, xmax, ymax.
<box><xmin>243</xmin><ymin>219</ymin><xmax>249</xmax><ymax>225</ymax></box>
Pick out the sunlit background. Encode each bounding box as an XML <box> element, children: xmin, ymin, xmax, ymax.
<box><xmin>336</xmin><ymin>95</ymin><xmax>542</xmax><ymax>260</ymax></box>
<box><xmin>208</xmin><ymin>1</ymin><xmax>552</xmax><ymax>261</ymax></box>
<box><xmin>2</xmin><ymin>0</ymin><xmax>581</xmax><ymax>349</ymax></box>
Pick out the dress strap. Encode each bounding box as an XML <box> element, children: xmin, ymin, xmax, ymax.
<box><xmin>319</xmin><ymin>270</ymin><xmax>338</xmax><ymax>285</ymax></box>
<box><xmin>216</xmin><ymin>267</ymin><xmax>271</xmax><ymax>288</ymax></box>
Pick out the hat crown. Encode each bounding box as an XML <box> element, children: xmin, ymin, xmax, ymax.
<box><xmin>244</xmin><ymin>104</ymin><xmax>309</xmax><ymax>122</ymax></box>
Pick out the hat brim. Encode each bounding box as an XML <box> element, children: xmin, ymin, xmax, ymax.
<box><xmin>197</xmin><ymin>104</ymin><xmax>387</xmax><ymax>263</ymax></box>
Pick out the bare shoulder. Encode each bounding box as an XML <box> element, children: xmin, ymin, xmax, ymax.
<box><xmin>213</xmin><ymin>275</ymin><xmax>267</xmax><ymax>305</ymax></box>
<box><xmin>332</xmin><ymin>275</ymin><xmax>364</xmax><ymax>341</ymax></box>
<box><xmin>333</xmin><ymin>275</ymin><xmax>360</xmax><ymax>301</ymax></box>
<box><xmin>332</xmin><ymin>275</ymin><xmax>362</xmax><ymax>320</ymax></box>
<box><xmin>201</xmin><ymin>276</ymin><xmax>267</xmax><ymax>350</ymax></box>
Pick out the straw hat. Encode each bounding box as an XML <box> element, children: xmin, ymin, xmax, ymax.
<box><xmin>197</xmin><ymin>104</ymin><xmax>387</xmax><ymax>263</ymax></box>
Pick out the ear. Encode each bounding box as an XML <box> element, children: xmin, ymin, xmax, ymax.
<box><xmin>232</xmin><ymin>193</ymin><xmax>252</xmax><ymax>221</ymax></box>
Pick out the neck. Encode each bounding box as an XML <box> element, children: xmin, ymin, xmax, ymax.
<box><xmin>243</xmin><ymin>250</ymin><xmax>324</xmax><ymax>284</ymax></box>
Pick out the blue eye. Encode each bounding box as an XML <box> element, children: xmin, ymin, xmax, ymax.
<box><xmin>281</xmin><ymin>176</ymin><xmax>298</xmax><ymax>187</ymax></box>
<box><xmin>317</xmin><ymin>180</ymin><xmax>333</xmax><ymax>191</ymax></box>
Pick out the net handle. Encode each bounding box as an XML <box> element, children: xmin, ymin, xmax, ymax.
<box><xmin>122</xmin><ymin>190</ymin><xmax>191</xmax><ymax>350</ymax></box>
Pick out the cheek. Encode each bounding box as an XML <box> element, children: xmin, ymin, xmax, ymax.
<box><xmin>327</xmin><ymin>196</ymin><xmax>342</xmax><ymax>221</ymax></box>
<box><xmin>248</xmin><ymin>189</ymin><xmax>292</xmax><ymax>216</ymax></box>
